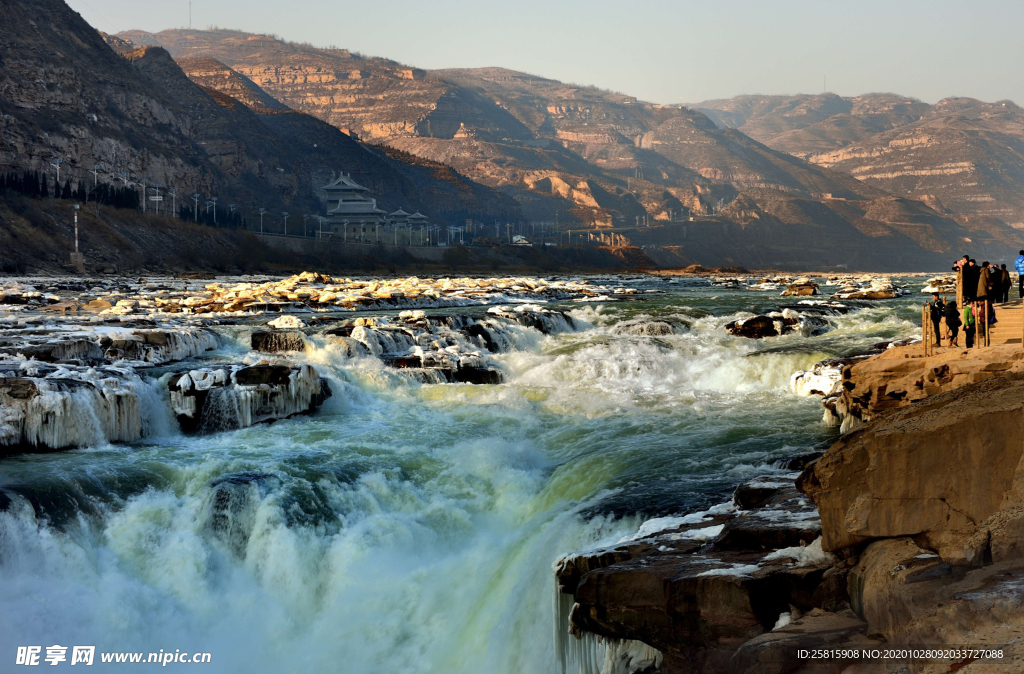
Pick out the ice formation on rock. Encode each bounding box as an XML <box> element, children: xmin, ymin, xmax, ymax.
<box><xmin>0</xmin><ymin>363</ymin><xmax>155</xmax><ymax>452</ymax></box>
<box><xmin>169</xmin><ymin>364</ymin><xmax>330</xmax><ymax>433</ymax></box>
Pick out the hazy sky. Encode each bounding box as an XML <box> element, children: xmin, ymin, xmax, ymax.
<box><xmin>67</xmin><ymin>0</ymin><xmax>1024</xmax><ymax>105</ymax></box>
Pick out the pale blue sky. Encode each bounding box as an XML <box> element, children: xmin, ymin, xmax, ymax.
<box><xmin>67</xmin><ymin>0</ymin><xmax>1024</xmax><ymax>106</ymax></box>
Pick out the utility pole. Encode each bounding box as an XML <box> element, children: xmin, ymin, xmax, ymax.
<box><xmin>210</xmin><ymin>196</ymin><xmax>218</xmax><ymax>224</ymax></box>
<box><xmin>88</xmin><ymin>165</ymin><xmax>100</xmax><ymax>202</ymax></box>
<box><xmin>259</xmin><ymin>207</ymin><xmax>266</xmax><ymax>232</ymax></box>
<box><xmin>192</xmin><ymin>193</ymin><xmax>200</xmax><ymax>222</ymax></box>
<box><xmin>51</xmin><ymin>157</ymin><xmax>62</xmax><ymax>188</ymax></box>
<box><xmin>139</xmin><ymin>179</ymin><xmax>148</xmax><ymax>213</ymax></box>
<box><xmin>169</xmin><ymin>188</ymin><xmax>177</xmax><ymax>218</ymax></box>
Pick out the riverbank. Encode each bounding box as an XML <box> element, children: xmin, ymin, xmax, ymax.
<box><xmin>555</xmin><ymin>300</ymin><xmax>1024</xmax><ymax>673</ymax></box>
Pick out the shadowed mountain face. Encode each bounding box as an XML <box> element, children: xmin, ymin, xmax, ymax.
<box><xmin>0</xmin><ymin>0</ymin><xmax>517</xmax><ymax>229</ymax></box>
<box><xmin>697</xmin><ymin>94</ymin><xmax>1024</xmax><ymax>228</ymax></box>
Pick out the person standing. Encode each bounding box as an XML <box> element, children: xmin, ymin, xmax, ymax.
<box><xmin>977</xmin><ymin>262</ymin><xmax>991</xmax><ymax>304</ymax></box>
<box><xmin>963</xmin><ymin>302</ymin><xmax>976</xmax><ymax>348</ymax></box>
<box><xmin>1016</xmin><ymin>250</ymin><xmax>1024</xmax><ymax>299</ymax></box>
<box><xmin>928</xmin><ymin>293</ymin><xmax>944</xmax><ymax>347</ymax></box>
<box><xmin>963</xmin><ymin>259</ymin><xmax>980</xmax><ymax>303</ymax></box>
<box><xmin>944</xmin><ymin>299</ymin><xmax>961</xmax><ymax>347</ymax></box>
<box><xmin>1000</xmin><ymin>264</ymin><xmax>1012</xmax><ymax>302</ymax></box>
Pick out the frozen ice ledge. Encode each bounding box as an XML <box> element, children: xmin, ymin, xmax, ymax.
<box><xmin>0</xmin><ymin>361</ymin><xmax>332</xmax><ymax>453</ymax></box>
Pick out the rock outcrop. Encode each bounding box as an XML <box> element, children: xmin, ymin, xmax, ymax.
<box><xmin>559</xmin><ymin>339</ymin><xmax>1024</xmax><ymax>673</ymax></box>
<box><xmin>168</xmin><ymin>363</ymin><xmax>331</xmax><ymax>433</ymax></box>
<box><xmin>726</xmin><ymin>309</ymin><xmax>831</xmax><ymax>339</ymax></box>
<box><xmin>787</xmin><ymin>367</ymin><xmax>1024</xmax><ymax>671</ymax></box>
<box><xmin>799</xmin><ymin>372</ymin><xmax>1024</xmax><ymax>563</ymax></box>
<box><xmin>251</xmin><ymin>330</ymin><xmax>307</xmax><ymax>353</ymax></box>
<box><xmin>555</xmin><ymin>476</ymin><xmax>849</xmax><ymax>673</ymax></box>
<box><xmin>781</xmin><ymin>279</ymin><xmax>819</xmax><ymax>297</ymax></box>
<box><xmin>321</xmin><ymin>304</ymin><xmax>577</xmax><ymax>384</ymax></box>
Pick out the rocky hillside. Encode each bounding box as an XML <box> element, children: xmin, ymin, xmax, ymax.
<box><xmin>626</xmin><ymin>190</ymin><xmax>1024</xmax><ymax>271</ymax></box>
<box><xmin>698</xmin><ymin>94</ymin><xmax>1024</xmax><ymax>228</ymax></box>
<box><xmin>0</xmin><ymin>0</ymin><xmax>518</xmax><ymax>234</ymax></box>
<box><xmin>695</xmin><ymin>93</ymin><xmax>931</xmax><ymax>158</ymax></box>
<box><xmin>811</xmin><ymin>98</ymin><xmax>1024</xmax><ymax>227</ymax></box>
<box><xmin>115</xmin><ymin>31</ymin><xmax>893</xmax><ymax>222</ymax></box>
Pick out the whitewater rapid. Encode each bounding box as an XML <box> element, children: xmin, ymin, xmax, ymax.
<box><xmin>0</xmin><ymin>276</ymin><xmax>922</xmax><ymax>672</ymax></box>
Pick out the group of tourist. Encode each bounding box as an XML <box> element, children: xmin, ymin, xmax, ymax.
<box><xmin>926</xmin><ymin>251</ymin><xmax>1024</xmax><ymax>349</ymax></box>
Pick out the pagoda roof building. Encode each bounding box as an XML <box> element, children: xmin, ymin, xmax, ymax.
<box><xmin>322</xmin><ymin>173</ymin><xmax>385</xmax><ymax>220</ymax></box>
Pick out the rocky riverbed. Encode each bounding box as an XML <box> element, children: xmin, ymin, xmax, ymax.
<box><xmin>0</xmin><ymin>273</ymin><xmax>615</xmax><ymax>454</ymax></box>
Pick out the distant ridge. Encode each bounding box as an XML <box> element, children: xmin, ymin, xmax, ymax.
<box><xmin>696</xmin><ymin>94</ymin><xmax>1024</xmax><ymax>228</ymax></box>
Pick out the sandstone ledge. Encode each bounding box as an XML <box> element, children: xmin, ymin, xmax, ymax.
<box><xmin>828</xmin><ymin>343</ymin><xmax>1024</xmax><ymax>432</ymax></box>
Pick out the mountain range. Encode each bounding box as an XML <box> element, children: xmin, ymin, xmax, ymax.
<box><xmin>0</xmin><ymin>0</ymin><xmax>1020</xmax><ymax>272</ymax></box>
<box><xmin>695</xmin><ymin>94</ymin><xmax>1024</xmax><ymax>227</ymax></box>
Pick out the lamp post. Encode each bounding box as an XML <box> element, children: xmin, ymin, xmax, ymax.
<box><xmin>191</xmin><ymin>193</ymin><xmax>200</xmax><ymax>222</ymax></box>
<box><xmin>71</xmin><ymin>204</ymin><xmax>84</xmax><ymax>272</ymax></box>
<box><xmin>302</xmin><ymin>213</ymin><xmax>309</xmax><ymax>238</ymax></box>
<box><xmin>282</xmin><ymin>211</ymin><xmax>289</xmax><ymax>235</ymax></box>
<box><xmin>259</xmin><ymin>208</ymin><xmax>266</xmax><ymax>233</ymax></box>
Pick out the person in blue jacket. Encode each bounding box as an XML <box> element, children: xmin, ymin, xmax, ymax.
<box><xmin>1016</xmin><ymin>250</ymin><xmax>1024</xmax><ymax>299</ymax></box>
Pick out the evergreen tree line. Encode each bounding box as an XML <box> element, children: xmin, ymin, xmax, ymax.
<box><xmin>0</xmin><ymin>171</ymin><xmax>140</xmax><ymax>209</ymax></box>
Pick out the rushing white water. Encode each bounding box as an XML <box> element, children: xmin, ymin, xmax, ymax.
<box><xmin>0</xmin><ymin>276</ymin><xmax>922</xmax><ymax>672</ymax></box>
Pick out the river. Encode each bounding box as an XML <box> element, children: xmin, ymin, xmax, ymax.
<box><xmin>0</xmin><ymin>275</ymin><xmax>924</xmax><ymax>672</ymax></box>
